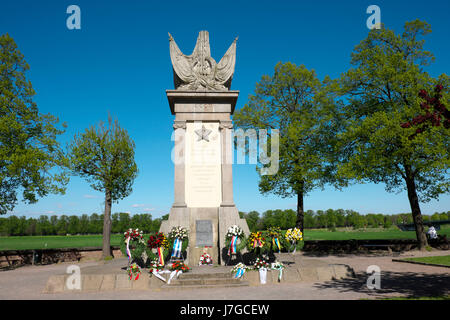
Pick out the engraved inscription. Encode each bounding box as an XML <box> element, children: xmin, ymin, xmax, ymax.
<box><xmin>185</xmin><ymin>122</ymin><xmax>222</xmax><ymax>207</ymax></box>
<box><xmin>194</xmin><ymin>104</ymin><xmax>213</xmax><ymax>112</ymax></box>
<box><xmin>196</xmin><ymin>220</ymin><xmax>213</xmax><ymax>247</ymax></box>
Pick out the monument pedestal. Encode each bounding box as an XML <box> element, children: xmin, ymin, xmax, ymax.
<box><xmin>160</xmin><ymin>90</ymin><xmax>249</xmax><ymax>265</ymax></box>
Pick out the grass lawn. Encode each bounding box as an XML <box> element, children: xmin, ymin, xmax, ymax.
<box><xmin>402</xmin><ymin>255</ymin><xmax>450</xmax><ymax>267</ymax></box>
<box><xmin>0</xmin><ymin>225</ymin><xmax>449</xmax><ymax>251</ymax></box>
<box><xmin>0</xmin><ymin>234</ymin><xmax>125</xmax><ymax>251</ymax></box>
<box><xmin>302</xmin><ymin>224</ymin><xmax>450</xmax><ymax>241</ymax></box>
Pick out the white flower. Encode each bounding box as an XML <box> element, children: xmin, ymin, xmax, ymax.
<box><xmin>226</xmin><ymin>225</ymin><xmax>244</xmax><ymax>238</ymax></box>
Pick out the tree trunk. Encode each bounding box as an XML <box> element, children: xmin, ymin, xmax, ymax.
<box><xmin>296</xmin><ymin>190</ymin><xmax>304</xmax><ymax>233</ymax></box>
<box><xmin>102</xmin><ymin>188</ymin><xmax>113</xmax><ymax>258</ymax></box>
<box><xmin>404</xmin><ymin>165</ymin><xmax>428</xmax><ymax>250</ymax></box>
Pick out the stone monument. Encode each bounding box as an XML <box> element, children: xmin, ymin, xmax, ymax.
<box><xmin>159</xmin><ymin>31</ymin><xmax>250</xmax><ymax>265</ymax></box>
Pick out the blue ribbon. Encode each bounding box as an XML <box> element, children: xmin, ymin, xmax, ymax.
<box><xmin>171</xmin><ymin>238</ymin><xmax>182</xmax><ymax>258</ymax></box>
<box><xmin>234</xmin><ymin>267</ymin><xmax>245</xmax><ymax>279</ymax></box>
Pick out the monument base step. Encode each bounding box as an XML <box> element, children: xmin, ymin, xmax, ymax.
<box><xmin>161</xmin><ymin>282</ymin><xmax>249</xmax><ymax>290</ymax></box>
<box><xmin>162</xmin><ymin>271</ymin><xmax>249</xmax><ymax>289</ymax></box>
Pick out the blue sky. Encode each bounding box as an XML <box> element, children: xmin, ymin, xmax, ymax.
<box><xmin>1</xmin><ymin>0</ymin><xmax>449</xmax><ymax>218</ymax></box>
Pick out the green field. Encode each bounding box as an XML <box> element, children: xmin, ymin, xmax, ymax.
<box><xmin>0</xmin><ymin>226</ymin><xmax>449</xmax><ymax>251</ymax></box>
<box><xmin>0</xmin><ymin>234</ymin><xmax>125</xmax><ymax>251</ymax></box>
<box><xmin>403</xmin><ymin>255</ymin><xmax>450</xmax><ymax>266</ymax></box>
<box><xmin>302</xmin><ymin>225</ymin><xmax>450</xmax><ymax>241</ymax></box>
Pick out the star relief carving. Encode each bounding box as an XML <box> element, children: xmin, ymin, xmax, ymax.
<box><xmin>195</xmin><ymin>125</ymin><xmax>212</xmax><ymax>142</ymax></box>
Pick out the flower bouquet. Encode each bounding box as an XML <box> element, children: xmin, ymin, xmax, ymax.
<box><xmin>271</xmin><ymin>261</ymin><xmax>285</xmax><ymax>282</ymax></box>
<box><xmin>253</xmin><ymin>257</ymin><xmax>269</xmax><ymax>270</ymax></box>
<box><xmin>253</xmin><ymin>257</ymin><xmax>269</xmax><ymax>284</ymax></box>
<box><xmin>127</xmin><ymin>262</ymin><xmax>141</xmax><ymax>280</ymax></box>
<box><xmin>231</xmin><ymin>262</ymin><xmax>251</xmax><ymax>273</ymax></box>
<box><xmin>167</xmin><ymin>226</ymin><xmax>189</xmax><ymax>260</ymax></box>
<box><xmin>168</xmin><ymin>226</ymin><xmax>188</xmax><ymax>240</ymax></box>
<box><xmin>124</xmin><ymin>228</ymin><xmax>144</xmax><ymax>241</ymax></box>
<box><xmin>225</xmin><ymin>225</ymin><xmax>245</xmax><ymax>239</ymax></box>
<box><xmin>268</xmin><ymin>226</ymin><xmax>282</xmax><ymax>253</ymax></box>
<box><xmin>225</xmin><ymin>225</ymin><xmax>246</xmax><ymax>255</ymax></box>
<box><xmin>148</xmin><ymin>260</ymin><xmax>164</xmax><ymax>274</ymax></box>
<box><xmin>199</xmin><ymin>253</ymin><xmax>213</xmax><ymax>266</ymax></box>
<box><xmin>171</xmin><ymin>261</ymin><xmax>190</xmax><ymax>272</ymax></box>
<box><xmin>285</xmin><ymin>227</ymin><xmax>303</xmax><ymax>253</ymax></box>
<box><xmin>166</xmin><ymin>261</ymin><xmax>190</xmax><ymax>284</ymax></box>
<box><xmin>147</xmin><ymin>232</ymin><xmax>169</xmax><ymax>249</ymax></box>
<box><xmin>231</xmin><ymin>262</ymin><xmax>250</xmax><ymax>279</ymax></box>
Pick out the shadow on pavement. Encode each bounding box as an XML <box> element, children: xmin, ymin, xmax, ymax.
<box><xmin>313</xmin><ymin>270</ymin><xmax>450</xmax><ymax>298</ymax></box>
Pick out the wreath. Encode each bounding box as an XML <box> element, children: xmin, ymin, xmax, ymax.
<box><xmin>167</xmin><ymin>226</ymin><xmax>189</xmax><ymax>259</ymax></box>
<box><xmin>120</xmin><ymin>228</ymin><xmax>147</xmax><ymax>265</ymax></box>
<box><xmin>147</xmin><ymin>232</ymin><xmax>170</xmax><ymax>262</ymax></box>
<box><xmin>267</xmin><ymin>226</ymin><xmax>283</xmax><ymax>252</ymax></box>
<box><xmin>247</xmin><ymin>231</ymin><xmax>268</xmax><ymax>255</ymax></box>
<box><xmin>168</xmin><ymin>226</ymin><xmax>188</xmax><ymax>240</ymax></box>
<box><xmin>224</xmin><ymin>225</ymin><xmax>247</xmax><ymax>254</ymax></box>
<box><xmin>284</xmin><ymin>227</ymin><xmax>303</xmax><ymax>252</ymax></box>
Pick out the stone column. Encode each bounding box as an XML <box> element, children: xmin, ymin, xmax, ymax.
<box><xmin>172</xmin><ymin>120</ymin><xmax>187</xmax><ymax>208</ymax></box>
<box><xmin>219</xmin><ymin>120</ymin><xmax>235</xmax><ymax>207</ymax></box>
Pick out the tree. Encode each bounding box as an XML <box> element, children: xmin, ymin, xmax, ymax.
<box><xmin>67</xmin><ymin>215</ymin><xmax>80</xmax><ymax>235</ymax></box>
<box><xmin>233</xmin><ymin>62</ymin><xmax>340</xmax><ymax>233</ymax></box>
<box><xmin>68</xmin><ymin>116</ymin><xmax>138</xmax><ymax>258</ymax></box>
<box><xmin>111</xmin><ymin>213</ymin><xmax>120</xmax><ymax>233</ymax></box>
<box><xmin>336</xmin><ymin>20</ymin><xmax>449</xmax><ymax>249</ymax></box>
<box><xmin>244</xmin><ymin>211</ymin><xmax>261</xmax><ymax>232</ymax></box>
<box><xmin>56</xmin><ymin>215</ymin><xmax>69</xmax><ymax>235</ymax></box>
<box><xmin>36</xmin><ymin>215</ymin><xmax>52</xmax><ymax>235</ymax></box>
<box><xmin>0</xmin><ymin>34</ymin><xmax>69</xmax><ymax>215</ymax></box>
<box><xmin>79</xmin><ymin>214</ymin><xmax>90</xmax><ymax>234</ymax></box>
<box><xmin>118</xmin><ymin>212</ymin><xmax>131</xmax><ymax>232</ymax></box>
<box><xmin>304</xmin><ymin>210</ymin><xmax>316</xmax><ymax>228</ymax></box>
<box><xmin>262</xmin><ymin>210</ymin><xmax>276</xmax><ymax>229</ymax></box>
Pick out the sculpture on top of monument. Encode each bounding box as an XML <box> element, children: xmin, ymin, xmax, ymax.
<box><xmin>168</xmin><ymin>31</ymin><xmax>237</xmax><ymax>91</ymax></box>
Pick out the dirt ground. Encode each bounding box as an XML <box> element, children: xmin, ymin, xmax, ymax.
<box><xmin>0</xmin><ymin>249</ymin><xmax>448</xmax><ymax>300</ymax></box>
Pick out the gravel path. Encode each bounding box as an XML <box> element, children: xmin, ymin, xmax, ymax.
<box><xmin>0</xmin><ymin>249</ymin><xmax>448</xmax><ymax>300</ymax></box>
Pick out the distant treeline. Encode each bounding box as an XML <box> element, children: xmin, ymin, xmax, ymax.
<box><xmin>239</xmin><ymin>209</ymin><xmax>450</xmax><ymax>232</ymax></box>
<box><xmin>0</xmin><ymin>213</ymin><xmax>169</xmax><ymax>237</ymax></box>
<box><xmin>1</xmin><ymin>210</ymin><xmax>449</xmax><ymax>237</ymax></box>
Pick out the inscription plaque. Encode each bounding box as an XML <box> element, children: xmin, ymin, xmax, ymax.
<box><xmin>196</xmin><ymin>220</ymin><xmax>213</xmax><ymax>247</ymax></box>
<box><xmin>185</xmin><ymin>122</ymin><xmax>222</xmax><ymax>207</ymax></box>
